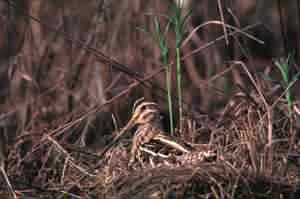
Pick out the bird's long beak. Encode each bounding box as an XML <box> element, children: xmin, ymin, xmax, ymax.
<box><xmin>119</xmin><ymin>117</ymin><xmax>136</xmax><ymax>134</ymax></box>
<box><xmin>97</xmin><ymin>101</ymin><xmax>158</xmax><ymax>159</ymax></box>
<box><xmin>97</xmin><ymin>115</ymin><xmax>137</xmax><ymax>158</ymax></box>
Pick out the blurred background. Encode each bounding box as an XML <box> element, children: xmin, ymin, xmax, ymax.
<box><xmin>0</xmin><ymin>0</ymin><xmax>299</xmax><ymax>165</ymax></box>
<box><xmin>0</xmin><ymin>0</ymin><xmax>299</xmax><ymax>144</ymax></box>
<box><xmin>0</xmin><ymin>0</ymin><xmax>299</xmax><ymax>197</ymax></box>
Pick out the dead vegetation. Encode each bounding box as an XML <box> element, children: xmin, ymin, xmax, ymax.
<box><xmin>0</xmin><ymin>0</ymin><xmax>299</xmax><ymax>198</ymax></box>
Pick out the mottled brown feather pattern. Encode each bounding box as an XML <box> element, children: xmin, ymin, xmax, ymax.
<box><xmin>130</xmin><ymin>123</ymin><xmax>162</xmax><ymax>164</ymax></box>
<box><xmin>129</xmin><ymin>103</ymin><xmax>192</xmax><ymax>164</ymax></box>
<box><xmin>99</xmin><ymin>100</ymin><xmax>191</xmax><ymax>165</ymax></box>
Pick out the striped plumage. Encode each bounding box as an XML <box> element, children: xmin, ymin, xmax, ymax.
<box><xmin>97</xmin><ymin>100</ymin><xmax>190</xmax><ymax>166</ymax></box>
<box><xmin>129</xmin><ymin>101</ymin><xmax>190</xmax><ymax>164</ymax></box>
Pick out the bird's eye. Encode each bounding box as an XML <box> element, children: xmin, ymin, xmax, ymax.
<box><xmin>141</xmin><ymin>105</ymin><xmax>146</xmax><ymax>111</ymax></box>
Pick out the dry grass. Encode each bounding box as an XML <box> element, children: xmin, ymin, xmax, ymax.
<box><xmin>0</xmin><ymin>0</ymin><xmax>299</xmax><ymax>198</ymax></box>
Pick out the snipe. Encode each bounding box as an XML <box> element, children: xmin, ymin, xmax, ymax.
<box><xmin>97</xmin><ymin>99</ymin><xmax>190</xmax><ymax>165</ymax></box>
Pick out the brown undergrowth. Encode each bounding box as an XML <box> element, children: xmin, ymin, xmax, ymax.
<box><xmin>88</xmin><ymin>89</ymin><xmax>300</xmax><ymax>199</ymax></box>
<box><xmin>0</xmin><ymin>1</ymin><xmax>299</xmax><ymax>199</ymax></box>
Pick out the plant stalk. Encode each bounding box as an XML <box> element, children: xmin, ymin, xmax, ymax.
<box><xmin>176</xmin><ymin>47</ymin><xmax>183</xmax><ymax>133</ymax></box>
<box><xmin>166</xmin><ymin>65</ymin><xmax>174</xmax><ymax>135</ymax></box>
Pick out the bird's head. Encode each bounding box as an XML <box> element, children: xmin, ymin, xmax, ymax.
<box><xmin>130</xmin><ymin>100</ymin><xmax>160</xmax><ymax>125</ymax></box>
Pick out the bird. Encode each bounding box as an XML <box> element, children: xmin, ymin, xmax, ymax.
<box><xmin>96</xmin><ymin>100</ymin><xmax>159</xmax><ymax>159</ymax></box>
<box><xmin>129</xmin><ymin>101</ymin><xmax>190</xmax><ymax>164</ymax></box>
<box><xmin>95</xmin><ymin>99</ymin><xmax>190</xmax><ymax>166</ymax></box>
